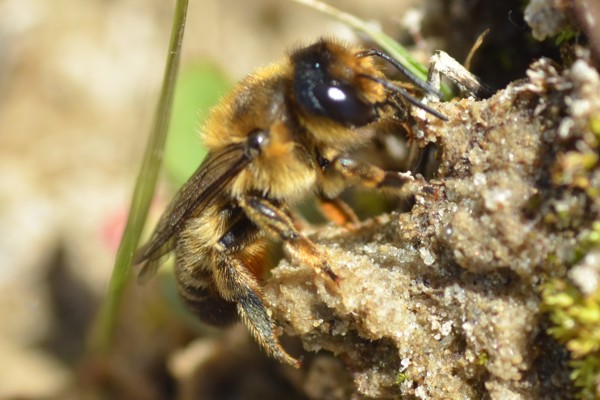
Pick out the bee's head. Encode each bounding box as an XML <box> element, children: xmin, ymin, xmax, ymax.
<box><xmin>290</xmin><ymin>39</ymin><xmax>446</xmax><ymax>128</ymax></box>
<box><xmin>290</xmin><ymin>39</ymin><xmax>384</xmax><ymax>128</ymax></box>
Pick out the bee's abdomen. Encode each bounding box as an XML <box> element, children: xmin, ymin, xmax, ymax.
<box><xmin>175</xmin><ymin>270</ymin><xmax>239</xmax><ymax>327</ymax></box>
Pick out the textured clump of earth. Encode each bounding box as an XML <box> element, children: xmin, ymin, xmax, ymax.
<box><xmin>264</xmin><ymin>53</ymin><xmax>600</xmax><ymax>399</ymax></box>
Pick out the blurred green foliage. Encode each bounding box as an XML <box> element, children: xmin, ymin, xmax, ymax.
<box><xmin>164</xmin><ymin>63</ymin><xmax>231</xmax><ymax>187</ymax></box>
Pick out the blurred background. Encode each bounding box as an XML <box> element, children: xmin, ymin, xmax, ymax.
<box><xmin>0</xmin><ymin>0</ymin><xmax>420</xmax><ymax>397</ymax></box>
<box><xmin>0</xmin><ymin>0</ymin><xmax>560</xmax><ymax>398</ymax></box>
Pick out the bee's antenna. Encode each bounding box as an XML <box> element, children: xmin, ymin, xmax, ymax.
<box><xmin>358</xmin><ymin>73</ymin><xmax>448</xmax><ymax>121</ymax></box>
<box><xmin>357</xmin><ymin>49</ymin><xmax>443</xmax><ymax>99</ymax></box>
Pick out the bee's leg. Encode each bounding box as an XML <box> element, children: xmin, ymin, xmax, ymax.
<box><xmin>330</xmin><ymin>156</ymin><xmax>416</xmax><ymax>191</ymax></box>
<box><xmin>212</xmin><ymin>243</ymin><xmax>301</xmax><ymax>368</ymax></box>
<box><xmin>238</xmin><ymin>195</ymin><xmax>338</xmax><ymax>283</ymax></box>
<box><xmin>318</xmin><ymin>196</ymin><xmax>359</xmax><ymax>230</ymax></box>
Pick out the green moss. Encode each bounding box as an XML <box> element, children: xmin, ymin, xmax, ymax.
<box><xmin>396</xmin><ymin>372</ymin><xmax>410</xmax><ymax>384</ymax></box>
<box><xmin>590</xmin><ymin>116</ymin><xmax>600</xmax><ymax>139</ymax></box>
<box><xmin>554</xmin><ymin>26</ymin><xmax>577</xmax><ymax>46</ymax></box>
<box><xmin>543</xmin><ymin>226</ymin><xmax>600</xmax><ymax>399</ymax></box>
<box><xmin>587</xmin><ymin>222</ymin><xmax>600</xmax><ymax>247</ymax></box>
<box><xmin>476</xmin><ymin>351</ymin><xmax>489</xmax><ymax>366</ymax></box>
<box><xmin>570</xmin><ymin>356</ymin><xmax>600</xmax><ymax>400</ymax></box>
<box><xmin>552</xmin><ymin>151</ymin><xmax>599</xmax><ymax>189</ymax></box>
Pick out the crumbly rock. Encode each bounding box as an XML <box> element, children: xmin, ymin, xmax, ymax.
<box><xmin>265</xmin><ymin>54</ymin><xmax>600</xmax><ymax>399</ymax></box>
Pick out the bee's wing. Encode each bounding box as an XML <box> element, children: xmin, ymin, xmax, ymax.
<box><xmin>134</xmin><ymin>143</ymin><xmax>248</xmax><ymax>283</ymax></box>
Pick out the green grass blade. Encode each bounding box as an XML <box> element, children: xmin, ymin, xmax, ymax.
<box><xmin>87</xmin><ymin>0</ymin><xmax>189</xmax><ymax>354</ymax></box>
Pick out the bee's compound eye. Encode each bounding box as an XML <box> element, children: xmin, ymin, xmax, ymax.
<box><xmin>313</xmin><ymin>83</ymin><xmax>376</xmax><ymax>127</ymax></box>
<box><xmin>246</xmin><ymin>129</ymin><xmax>269</xmax><ymax>159</ymax></box>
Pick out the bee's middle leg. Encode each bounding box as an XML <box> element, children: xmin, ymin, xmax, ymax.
<box><xmin>238</xmin><ymin>195</ymin><xmax>338</xmax><ymax>283</ymax></box>
<box><xmin>318</xmin><ymin>196</ymin><xmax>360</xmax><ymax>230</ymax></box>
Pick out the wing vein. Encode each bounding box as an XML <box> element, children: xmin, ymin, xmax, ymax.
<box><xmin>134</xmin><ymin>143</ymin><xmax>248</xmax><ymax>271</ymax></box>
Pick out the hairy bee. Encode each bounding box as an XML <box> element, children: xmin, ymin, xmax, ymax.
<box><xmin>134</xmin><ymin>38</ymin><xmax>445</xmax><ymax>367</ymax></box>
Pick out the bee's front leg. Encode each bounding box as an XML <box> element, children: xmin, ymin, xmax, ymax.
<box><xmin>238</xmin><ymin>195</ymin><xmax>338</xmax><ymax>283</ymax></box>
<box><xmin>330</xmin><ymin>156</ymin><xmax>416</xmax><ymax>190</ymax></box>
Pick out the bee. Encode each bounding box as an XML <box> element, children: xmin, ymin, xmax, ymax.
<box><xmin>134</xmin><ymin>38</ymin><xmax>445</xmax><ymax>368</ymax></box>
